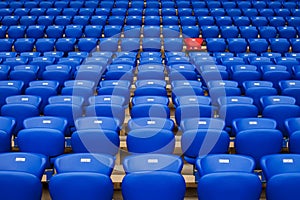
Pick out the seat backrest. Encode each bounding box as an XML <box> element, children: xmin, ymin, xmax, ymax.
<box><xmin>196</xmin><ymin>154</ymin><xmax>256</xmax><ymax>176</ymax></box>
<box><xmin>123</xmin><ymin>154</ymin><xmax>183</xmax><ymax>173</ymax></box>
<box><xmin>261</xmin><ymin>154</ymin><xmax>300</xmax><ymax>181</ymax></box>
<box><xmin>54</xmin><ymin>153</ymin><xmax>115</xmax><ymax>176</ymax></box>
<box><xmin>122</xmin><ymin>171</ymin><xmax>186</xmax><ymax>200</ymax></box>
<box><xmin>23</xmin><ymin>116</ymin><xmax>68</xmax><ymax>133</ymax></box>
<box><xmin>127</xmin><ymin>128</ymin><xmax>175</xmax><ymax>154</ymax></box>
<box><xmin>49</xmin><ymin>173</ymin><xmax>113</xmax><ymax>200</ymax></box>
<box><xmin>0</xmin><ymin>152</ymin><xmax>46</xmax><ymax>179</ymax></box>
<box><xmin>198</xmin><ymin>172</ymin><xmax>262</xmax><ymax>200</ymax></box>
<box><xmin>75</xmin><ymin>116</ymin><xmax>120</xmax><ymax>132</ymax></box>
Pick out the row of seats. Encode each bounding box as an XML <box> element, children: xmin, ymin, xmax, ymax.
<box><xmin>1</xmin><ymin>14</ymin><xmax>300</xmax><ymax>26</ymax></box>
<box><xmin>2</xmin><ymin>151</ymin><xmax>300</xmax><ymax>200</ymax></box>
<box><xmin>2</xmin><ymin>23</ymin><xmax>300</xmax><ymax>39</ymax></box>
<box><xmin>1</xmin><ymin>1</ymin><xmax>300</xmax><ymax>10</ymax></box>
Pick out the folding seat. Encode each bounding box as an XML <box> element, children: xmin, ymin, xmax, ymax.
<box><xmin>24</xmin><ymin>1</ymin><xmax>39</xmax><ymax>8</ymax></box>
<box><xmin>44</xmin><ymin>95</ymin><xmax>84</xmax><ymax>134</ymax></box>
<box><xmin>99</xmin><ymin>38</ymin><xmax>120</xmax><ymax>52</ymax></box>
<box><xmin>242</xmin><ymin>8</ymin><xmax>258</xmax><ymax>17</ymax></box>
<box><xmin>286</xmin><ymin>17</ymin><xmax>300</xmax><ymax>27</ymax></box>
<box><xmin>251</xmin><ymin>16</ymin><xmax>269</xmax><ymax>27</ymax></box>
<box><xmin>143</xmin><ymin>16</ymin><xmax>161</xmax><ymax>26</ymax></box>
<box><xmin>259</xmin><ymin>9</ymin><xmax>275</xmax><ymax>17</ymax></box>
<box><xmin>0</xmin><ymin>80</ymin><xmax>24</xmax><ymax>108</ymax></box>
<box><xmin>35</xmin><ymin>38</ymin><xmax>56</xmax><ymax>53</ymax></box>
<box><xmin>232</xmin><ymin>16</ymin><xmax>251</xmax><ymax>26</ymax></box>
<box><xmin>103</xmin><ymin>25</ymin><xmax>122</xmax><ymax>38</ymax></box>
<box><xmin>46</xmin><ymin>8</ymin><xmax>62</xmax><ymax>16</ymax></box>
<box><xmin>199</xmin><ymin>65</ymin><xmax>229</xmax><ymax>85</ymax></box>
<box><xmin>71</xmin><ymin>126</ymin><xmax>120</xmax><ymax>155</ymax></box>
<box><xmin>72</xmin><ymin>16</ymin><xmax>90</xmax><ymax>26</ymax></box>
<box><xmin>275</xmin><ymin>57</ymin><xmax>299</xmax><ymax>74</ymax></box>
<box><xmin>205</xmin><ymin>38</ymin><xmax>226</xmax><ymax>53</ymax></box>
<box><xmin>143</xmin><ymin>8</ymin><xmax>159</xmax><ymax>16</ymax></box>
<box><xmin>89</xmin><ymin>16</ymin><xmax>107</xmax><ymax>26</ymax></box>
<box><xmin>139</xmin><ymin>57</ymin><xmax>162</xmax><ymax>65</ymax></box>
<box><xmin>177</xmin><ymin>8</ymin><xmax>193</xmax><ymax>16</ymax></box>
<box><xmin>128</xmin><ymin>117</ymin><xmax>174</xmax><ymax>132</ymax></box>
<box><xmin>94</xmin><ymin>8</ymin><xmax>110</xmax><ymax>16</ymax></box>
<box><xmin>61</xmin><ymin>80</ymin><xmax>95</xmax><ymax>105</ymax></box>
<box><xmin>215</xmin><ymin>16</ymin><xmax>233</xmax><ymax>26</ymax></box>
<box><xmin>261</xmin><ymin>96</ymin><xmax>300</xmax><ymax>135</ymax></box>
<box><xmin>64</xmin><ymin>25</ymin><xmax>83</xmax><ymax>39</ymax></box>
<box><xmin>19</xmin><ymin>16</ymin><xmax>36</xmax><ymax>26</ymax></box>
<box><xmin>161</xmin><ymin>8</ymin><xmax>176</xmax><ymax>16</ymax></box>
<box><xmin>174</xmin><ymin>95</ymin><xmax>211</xmax><ymax>109</ymax></box>
<box><xmin>143</xmin><ymin>26</ymin><xmax>161</xmax><ymax>38</ymax></box>
<box><xmin>239</xmin><ymin>26</ymin><xmax>258</xmax><ymax>39</ymax></box>
<box><xmin>226</xmin><ymin>8</ymin><xmax>242</xmax><ymax>17</ymax></box>
<box><xmin>137</xmin><ymin>70</ymin><xmax>165</xmax><ymax>81</ymax></box>
<box><xmin>23</xmin><ymin>116</ymin><xmax>67</xmax><ymax>138</ymax></box>
<box><xmin>132</xmin><ymin>96</ymin><xmax>169</xmax><ymax>106</ymax></box>
<box><xmin>122</xmin><ymin>171</ymin><xmax>185</xmax><ymax>200</ymax></box>
<box><xmin>162</xmin><ymin>16</ymin><xmax>178</xmax><ymax>26</ymax></box>
<box><xmin>7</xmin><ymin>26</ymin><xmax>26</xmax><ymax>39</ymax></box>
<box><xmin>37</xmin><ymin>16</ymin><xmax>54</xmax><ymax>26</ymax></box>
<box><xmin>123</xmin><ymin>154</ymin><xmax>182</xmax><ymax>174</ymax></box>
<box><xmin>78</xmin><ymin>8</ymin><xmax>94</xmax><ymax>16</ymax></box>
<box><xmin>13</xmin><ymin>38</ymin><xmax>35</xmax><ymax>53</ymax></box>
<box><xmin>84</xmin><ymin>25</ymin><xmax>102</xmax><ymax>38</ymax></box>
<box><xmin>210</xmin><ymin>8</ymin><xmax>226</xmax><ymax>17</ymax></box>
<box><xmin>97</xmin><ymin>86</ymin><xmax>130</xmax><ymax>106</ymax></box>
<box><xmin>221</xmin><ymin>57</ymin><xmax>245</xmax><ymax>69</ymax></box>
<box><xmin>277</xmin><ymin>26</ymin><xmax>297</xmax><ymax>39</ymax></box>
<box><xmin>123</xmin><ymin>25</ymin><xmax>141</xmax><ymax>38</ymax></box>
<box><xmin>236</xmin><ymin>53</ymin><xmax>258</xmax><ymax>63</ymax></box>
<box><xmin>45</xmin><ymin>26</ymin><xmax>64</xmax><ymax>39</ymax></box>
<box><xmin>62</xmin><ymin>8</ymin><xmax>79</xmax><ymax>17</ymax></box>
<box><xmin>227</xmin><ymin>38</ymin><xmax>247</xmax><ymax>54</ymax></box>
<box><xmin>0</xmin><ymin>39</ymin><xmax>14</xmax><ymax>52</ymax></box>
<box><xmin>230</xmin><ymin>65</ymin><xmax>261</xmax><ymax>87</ymax></box>
<box><xmin>180</xmin><ymin>117</ymin><xmax>224</xmax><ymax>133</ymax></box>
<box><xmin>201</xmin><ymin>26</ymin><xmax>219</xmax><ymax>39</ymax></box>
<box><xmin>248</xmin><ymin>39</ymin><xmax>269</xmax><ymax>55</ymax></box>
<box><xmin>127</xmin><ymin>8</ymin><xmax>143</xmax><ymax>16</ymax></box>
<box><xmin>268</xmin><ymin>16</ymin><xmax>286</xmax><ymax>27</ymax></box>
<box><xmin>261</xmin><ymin>52</ymin><xmax>282</xmax><ymax>62</ymax></box>
<box><xmin>54</xmin><ymin>153</ymin><xmax>114</xmax><ymax>177</ymax></box>
<box><xmin>25</xmin><ymin>26</ymin><xmax>45</xmax><ymax>39</ymax></box>
<box><xmin>3</xmin><ymin>57</ymin><xmax>28</xmax><ymax>68</ymax></box>
<box><xmin>176</xmin><ymin>1</ymin><xmax>190</xmax><ymax>8</ymax></box>
<box><xmin>218</xmin><ymin>96</ymin><xmax>258</xmax><ymax>129</ymax></box>
<box><xmin>181</xmin><ymin>128</ymin><xmax>230</xmax><ymax>164</ymax></box>
<box><xmin>42</xmin><ymin>65</ymin><xmax>72</xmax><ymax>87</ymax></box>
<box><xmin>107</xmin><ymin>16</ymin><xmax>125</xmax><ymax>26</ymax></box>
<box><xmin>126</xmin><ymin>128</ymin><xmax>174</xmax><ymax>154</ymax></box>
<box><xmin>131</xmin><ymin>104</ymin><xmax>170</xmax><ymax>119</ymax></box>
<box><xmin>237</xmin><ymin>2</ymin><xmax>252</xmax><ymax>9</ymax></box>
<box><xmin>85</xmin><ymin>102</ymin><xmax>126</xmax><ymax>124</ymax></box>
<box><xmin>1</xmin><ymin>95</ymin><xmax>41</xmax><ymax>134</ymax></box>
<box><xmin>111</xmin><ymin>8</ymin><xmax>127</xmax><ymax>16</ymax></box>
<box><xmin>1</xmin><ymin>16</ymin><xmax>20</xmax><ymax>26</ymax></box>
<box><xmin>261</xmin><ymin>65</ymin><xmax>291</xmax><ymax>90</ymax></box>
<box><xmin>125</xmin><ymin>16</ymin><xmax>142</xmax><ymax>26</ymax></box>
<box><xmin>175</xmin><ymin>104</ymin><xmax>215</xmax><ymax>126</ymax></box>
<box><xmin>0</xmin><ymin>8</ymin><xmax>13</xmax><ymax>17</ymax></box>
<box><xmin>39</xmin><ymin>1</ymin><xmax>53</xmax><ymax>8</ymax></box>
<box><xmin>243</xmin><ymin>81</ymin><xmax>277</xmax><ymax>112</ymax></box>
<box><xmin>196</xmin><ymin>154</ymin><xmax>256</xmax><ymax>177</ymax></box>
<box><xmin>142</xmin><ymin>38</ymin><xmax>161</xmax><ymax>52</ymax></box>
<box><xmin>198</xmin><ymin>172</ymin><xmax>262</xmax><ymax>200</ymax></box>
<box><xmin>54</xmin><ymin>16</ymin><xmax>72</xmax><ymax>26</ymax></box>
<box><xmin>233</xmin><ymin>117</ymin><xmax>277</xmax><ymax>135</ymax></box>
<box><xmin>77</xmin><ymin>38</ymin><xmax>98</xmax><ymax>53</ymax></box>
<box><xmin>29</xmin><ymin>8</ymin><xmax>46</xmax><ymax>16</ymax></box>
<box><xmin>274</xmin><ymin>8</ymin><xmax>291</xmax><ymax>17</ymax></box>
<box><xmin>68</xmin><ymin>1</ymin><xmax>84</xmax><ymax>8</ymax></box>
<box><xmin>99</xmin><ymin>1</ymin><xmax>114</xmax><ymax>9</ymax></box>
<box><xmin>194</xmin><ymin>8</ymin><xmax>209</xmax><ymax>17</ymax></box>
<box><xmin>279</xmin><ymin>80</ymin><xmax>300</xmax><ymax>106</ymax></box>
<box><xmin>163</xmin><ymin>38</ymin><xmax>183</xmax><ymax>52</ymax></box>
<box><xmin>196</xmin><ymin>16</ymin><xmax>214</xmax><ymax>26</ymax></box>
<box><xmin>75</xmin><ymin>116</ymin><xmax>120</xmax><ymax>133</ymax></box>
<box><xmin>52</xmin><ymin>1</ymin><xmax>67</xmax><ymax>8</ymax></box>
<box><xmin>10</xmin><ymin>65</ymin><xmax>39</xmax><ymax>86</ymax></box>
<box><xmin>0</xmin><ymin>65</ymin><xmax>9</xmax><ymax>80</ymax></box>
<box><xmin>293</xmin><ymin>65</ymin><xmax>300</xmax><ymax>79</ymax></box>
<box><xmin>25</xmin><ymin>80</ymin><xmax>59</xmax><ymax>110</ymax></box>
<box><xmin>55</xmin><ymin>38</ymin><xmax>77</xmax><ymax>53</ymax></box>
<box><xmin>84</xmin><ymin>1</ymin><xmax>99</xmax><ymax>8</ymax></box>
<box><xmin>258</xmin><ymin>26</ymin><xmax>277</xmax><ymax>39</ymax></box>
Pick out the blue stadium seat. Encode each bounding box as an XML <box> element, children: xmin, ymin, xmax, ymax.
<box><xmin>100</xmin><ymin>38</ymin><xmax>119</xmax><ymax>52</ymax></box>
<box><xmin>128</xmin><ymin>117</ymin><xmax>174</xmax><ymax>132</ymax></box>
<box><xmin>0</xmin><ymin>80</ymin><xmax>24</xmax><ymax>108</ymax></box>
<box><xmin>35</xmin><ymin>38</ymin><xmax>56</xmax><ymax>53</ymax></box>
<box><xmin>75</xmin><ymin>116</ymin><xmax>120</xmax><ymax>132</ymax></box>
<box><xmin>37</xmin><ymin>16</ymin><xmax>54</xmax><ymax>26</ymax></box>
<box><xmin>197</xmin><ymin>172</ymin><xmax>262</xmax><ymax>200</ymax></box>
<box><xmin>196</xmin><ymin>154</ymin><xmax>256</xmax><ymax>176</ymax></box>
<box><xmin>261</xmin><ymin>65</ymin><xmax>291</xmax><ymax>90</ymax></box>
<box><xmin>227</xmin><ymin>38</ymin><xmax>248</xmax><ymax>54</ymax></box>
<box><xmin>14</xmin><ymin>38</ymin><xmax>35</xmax><ymax>53</ymax></box>
<box><xmin>201</xmin><ymin>26</ymin><xmax>219</xmax><ymax>38</ymax></box>
<box><xmin>46</xmin><ymin>26</ymin><xmax>64</xmax><ymax>39</ymax></box>
<box><xmin>248</xmin><ymin>39</ymin><xmax>269</xmax><ymax>54</ymax></box>
<box><xmin>0</xmin><ymin>39</ymin><xmax>14</xmax><ymax>52</ymax></box>
<box><xmin>206</xmin><ymin>38</ymin><xmax>226</xmax><ymax>53</ymax></box>
<box><xmin>258</xmin><ymin>26</ymin><xmax>277</xmax><ymax>39</ymax></box>
<box><xmin>230</xmin><ymin>65</ymin><xmax>261</xmax><ymax>87</ymax></box>
<box><xmin>269</xmin><ymin>38</ymin><xmax>291</xmax><ymax>54</ymax></box>
<box><xmin>84</xmin><ymin>25</ymin><xmax>102</xmax><ymax>38</ymax></box>
<box><xmin>90</xmin><ymin>16</ymin><xmax>107</xmax><ymax>25</ymax></box>
<box><xmin>42</xmin><ymin>65</ymin><xmax>72</xmax><ymax>86</ymax></box>
<box><xmin>2</xmin><ymin>16</ymin><xmax>20</xmax><ymax>26</ymax></box>
<box><xmin>279</xmin><ymin>80</ymin><xmax>300</xmax><ymax>106</ymax></box>
<box><xmin>65</xmin><ymin>25</ymin><xmax>83</xmax><ymax>39</ymax></box>
<box><xmin>268</xmin><ymin>17</ymin><xmax>286</xmax><ymax>27</ymax></box>
<box><xmin>55</xmin><ymin>38</ymin><xmax>77</xmax><ymax>53</ymax></box>
<box><xmin>127</xmin><ymin>128</ymin><xmax>175</xmax><ymax>154</ymax></box>
<box><xmin>1</xmin><ymin>95</ymin><xmax>41</xmax><ymax>134</ymax></box>
<box><xmin>54</xmin><ymin>16</ymin><xmax>72</xmax><ymax>26</ymax></box>
<box><xmin>239</xmin><ymin>26</ymin><xmax>258</xmax><ymax>39</ymax></box>
<box><xmin>10</xmin><ymin>65</ymin><xmax>39</xmax><ymax>86</ymax></box>
<box><xmin>180</xmin><ymin>118</ymin><xmax>224</xmax><ymax>133</ymax></box>
<box><xmin>7</xmin><ymin>26</ymin><xmax>26</xmax><ymax>39</ymax></box>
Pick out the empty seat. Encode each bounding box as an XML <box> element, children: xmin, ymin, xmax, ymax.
<box><xmin>230</xmin><ymin>65</ymin><xmax>261</xmax><ymax>87</ymax></box>
<box><xmin>55</xmin><ymin>38</ymin><xmax>77</xmax><ymax>53</ymax></box>
<box><xmin>269</xmin><ymin>38</ymin><xmax>291</xmax><ymax>54</ymax></box>
<box><xmin>261</xmin><ymin>65</ymin><xmax>291</xmax><ymax>90</ymax></box>
<box><xmin>239</xmin><ymin>26</ymin><xmax>258</xmax><ymax>39</ymax></box>
<box><xmin>75</xmin><ymin>116</ymin><xmax>120</xmax><ymax>132</ymax></box>
<box><xmin>127</xmin><ymin>128</ymin><xmax>175</xmax><ymax>154</ymax></box>
<box><xmin>180</xmin><ymin>118</ymin><xmax>225</xmax><ymax>133</ymax></box>
<box><xmin>10</xmin><ymin>65</ymin><xmax>39</xmax><ymax>86</ymax></box>
<box><xmin>14</xmin><ymin>38</ymin><xmax>35</xmax><ymax>53</ymax></box>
